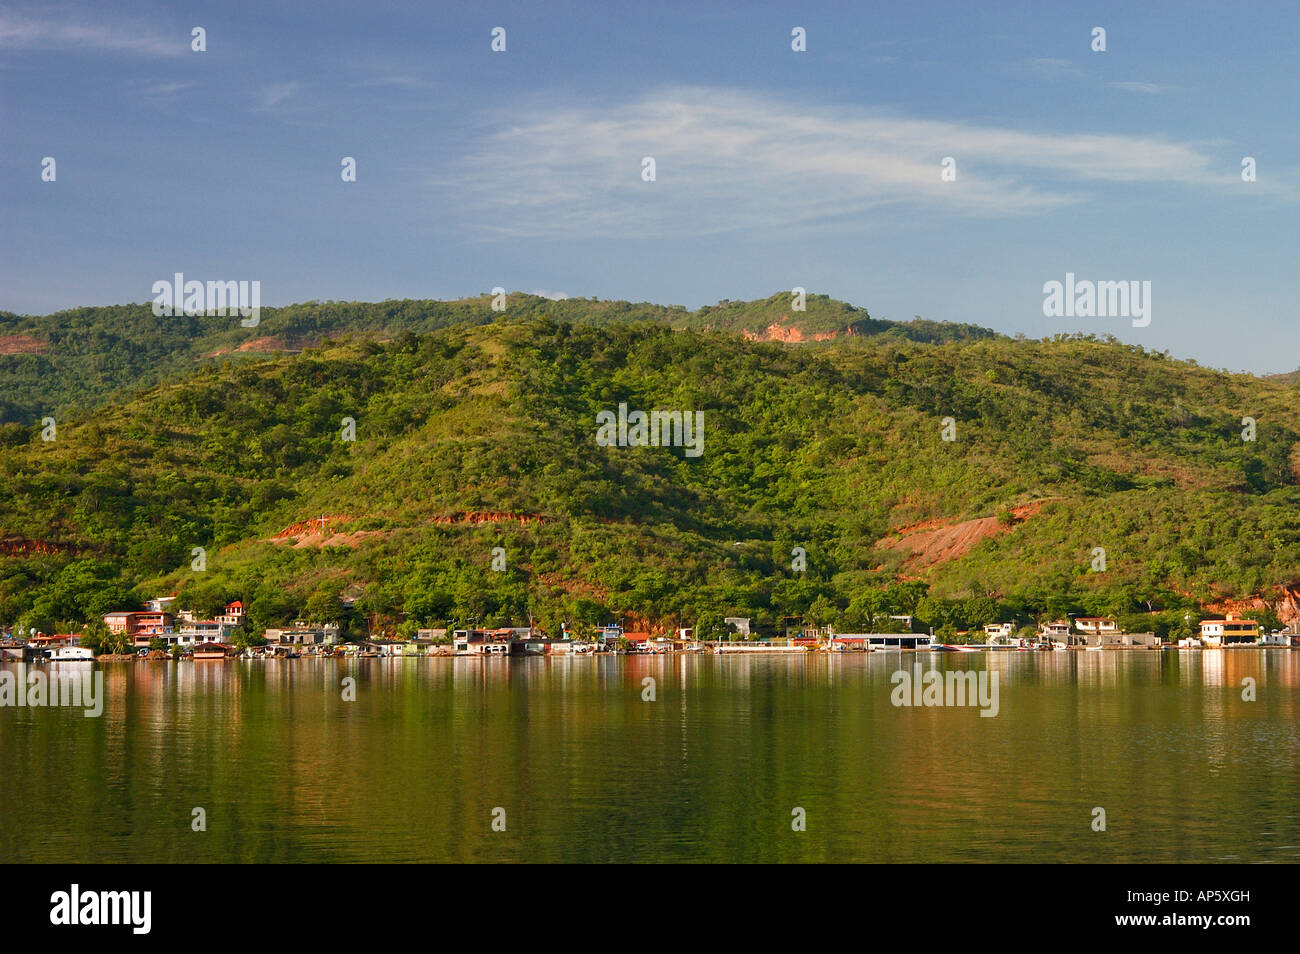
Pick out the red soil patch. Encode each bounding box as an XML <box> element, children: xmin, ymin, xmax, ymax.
<box><xmin>430</xmin><ymin>511</ymin><xmax>547</xmax><ymax>526</ymax></box>
<box><xmin>877</xmin><ymin>502</ymin><xmax>1044</xmax><ymax>569</ymax></box>
<box><xmin>1206</xmin><ymin>582</ymin><xmax>1300</xmax><ymax>628</ymax></box>
<box><xmin>0</xmin><ymin>536</ymin><xmax>68</xmax><ymax>556</ymax></box>
<box><xmin>741</xmin><ymin>317</ymin><xmax>855</xmax><ymax>343</ymax></box>
<box><xmin>273</xmin><ymin>515</ymin><xmax>355</xmax><ymax>539</ymax></box>
<box><xmin>0</xmin><ymin>334</ymin><xmax>47</xmax><ymax>355</ymax></box>
<box><xmin>270</xmin><ymin>515</ymin><xmax>382</xmax><ymax>549</ymax></box>
<box><xmin>201</xmin><ymin>336</ymin><xmax>298</xmax><ymax>357</ymax></box>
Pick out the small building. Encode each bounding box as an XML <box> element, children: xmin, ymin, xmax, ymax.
<box><xmin>129</xmin><ymin>612</ymin><xmax>177</xmax><ymax>648</ymax></box>
<box><xmin>172</xmin><ymin>621</ymin><xmax>236</xmax><ymax>646</ymax></box>
<box><xmin>0</xmin><ymin>639</ymin><xmax>36</xmax><ymax>661</ymax></box>
<box><xmin>216</xmin><ymin>601</ymin><xmax>246</xmax><ymax>627</ymax></box>
<box><xmin>1199</xmin><ymin>613</ymin><xmax>1260</xmax><ymax>647</ymax></box>
<box><xmin>1038</xmin><ymin>620</ymin><xmax>1072</xmax><ymax>646</ymax></box>
<box><xmin>28</xmin><ymin>633</ymin><xmax>79</xmax><ymax>650</ymax></box>
<box><xmin>623</xmin><ymin>631</ymin><xmax>652</xmax><ymax>652</ymax></box>
<box><xmin>723</xmin><ymin>617</ymin><xmax>751</xmax><ymax>637</ymax></box>
<box><xmin>452</xmin><ymin>628</ymin><xmax>513</xmax><ymax>656</ymax></box>
<box><xmin>264</xmin><ymin>623</ymin><xmax>340</xmax><ymax>646</ymax></box>
<box><xmin>1074</xmin><ymin>617</ymin><xmax>1119</xmax><ymax>636</ymax></box>
<box><xmin>984</xmin><ymin>622</ymin><xmax>1016</xmax><ymax>640</ymax></box>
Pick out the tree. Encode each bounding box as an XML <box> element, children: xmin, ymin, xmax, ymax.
<box><xmin>305</xmin><ymin>584</ymin><xmax>343</xmax><ymax>624</ymax></box>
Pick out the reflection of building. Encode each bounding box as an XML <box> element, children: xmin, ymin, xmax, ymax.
<box><xmin>1200</xmin><ymin>613</ymin><xmax>1260</xmax><ymax>647</ymax></box>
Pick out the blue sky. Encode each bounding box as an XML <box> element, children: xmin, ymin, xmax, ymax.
<box><xmin>2</xmin><ymin>0</ymin><xmax>1297</xmax><ymax>373</ymax></box>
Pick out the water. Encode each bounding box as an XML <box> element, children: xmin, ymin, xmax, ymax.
<box><xmin>2</xmin><ymin>651</ymin><xmax>1297</xmax><ymax>863</ymax></box>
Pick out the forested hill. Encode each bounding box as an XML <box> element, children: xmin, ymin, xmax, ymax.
<box><xmin>2</xmin><ymin>312</ymin><xmax>1298</xmax><ymax>642</ymax></box>
<box><xmin>0</xmin><ymin>293</ymin><xmax>994</xmax><ymax>424</ymax></box>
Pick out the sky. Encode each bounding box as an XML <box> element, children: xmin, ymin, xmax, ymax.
<box><xmin>2</xmin><ymin>0</ymin><xmax>1298</xmax><ymax>373</ymax></box>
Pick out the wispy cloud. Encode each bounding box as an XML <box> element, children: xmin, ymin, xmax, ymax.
<box><xmin>0</xmin><ymin>10</ymin><xmax>185</xmax><ymax>57</ymax></box>
<box><xmin>434</xmin><ymin>86</ymin><xmax>1252</xmax><ymax>239</ymax></box>
<box><xmin>135</xmin><ymin>79</ymin><xmax>196</xmax><ymax>98</ymax></box>
<box><xmin>1108</xmin><ymin>80</ymin><xmax>1178</xmax><ymax>95</ymax></box>
<box><xmin>255</xmin><ymin>81</ymin><xmax>302</xmax><ymax>112</ymax></box>
<box><xmin>1015</xmin><ymin>58</ymin><xmax>1084</xmax><ymax>80</ymax></box>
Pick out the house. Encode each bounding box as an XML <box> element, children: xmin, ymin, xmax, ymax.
<box><xmin>1038</xmin><ymin>620</ymin><xmax>1072</xmax><ymax>645</ymax></box>
<box><xmin>145</xmin><ymin>596</ymin><xmax>177</xmax><ymax>613</ymax></box>
<box><xmin>623</xmin><ymin>631</ymin><xmax>652</xmax><ymax>652</ymax></box>
<box><xmin>1199</xmin><ymin>613</ymin><xmax>1260</xmax><ymax>647</ymax></box>
<box><xmin>104</xmin><ymin>611</ymin><xmax>148</xmax><ymax>639</ymax></box>
<box><xmin>1074</xmin><ymin>617</ymin><xmax>1119</xmax><ymax>636</ymax></box>
<box><xmin>264</xmin><ymin>623</ymin><xmax>341</xmax><ymax>646</ymax></box>
<box><xmin>172</xmin><ymin>621</ymin><xmax>236</xmax><ymax>646</ymax></box>
<box><xmin>984</xmin><ymin>622</ymin><xmax>1016</xmax><ymax>640</ymax></box>
<box><xmin>28</xmin><ymin>633</ymin><xmax>79</xmax><ymax>650</ymax></box>
<box><xmin>129</xmin><ymin>612</ymin><xmax>177</xmax><ymax>648</ymax></box>
<box><xmin>216</xmin><ymin>601</ymin><xmax>245</xmax><ymax>627</ymax></box>
<box><xmin>595</xmin><ymin>624</ymin><xmax>623</xmax><ymax>647</ymax></box>
<box><xmin>518</xmin><ymin>638</ymin><xmax>573</xmax><ymax>656</ymax></box>
<box><xmin>723</xmin><ymin>617</ymin><xmax>751</xmax><ymax>637</ymax></box>
<box><xmin>452</xmin><ymin>628</ymin><xmax>513</xmax><ymax>656</ymax></box>
<box><xmin>416</xmin><ymin>628</ymin><xmax>447</xmax><ymax>642</ymax></box>
<box><xmin>0</xmin><ymin>639</ymin><xmax>35</xmax><ymax>662</ymax></box>
<box><xmin>409</xmin><ymin>636</ymin><xmax>447</xmax><ymax>655</ymax></box>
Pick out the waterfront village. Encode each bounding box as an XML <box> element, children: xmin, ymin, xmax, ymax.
<box><xmin>1</xmin><ymin>596</ymin><xmax>1297</xmax><ymax>662</ymax></box>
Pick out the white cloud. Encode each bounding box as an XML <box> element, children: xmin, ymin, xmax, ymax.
<box><xmin>434</xmin><ymin>86</ymin><xmax>1248</xmax><ymax>239</ymax></box>
<box><xmin>255</xmin><ymin>81</ymin><xmax>302</xmax><ymax>111</ymax></box>
<box><xmin>1108</xmin><ymin>81</ymin><xmax>1177</xmax><ymax>95</ymax></box>
<box><xmin>0</xmin><ymin>11</ymin><xmax>185</xmax><ymax>57</ymax></box>
<box><xmin>1015</xmin><ymin>58</ymin><xmax>1083</xmax><ymax>80</ymax></box>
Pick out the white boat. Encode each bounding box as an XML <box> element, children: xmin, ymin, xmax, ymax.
<box><xmin>48</xmin><ymin>646</ymin><xmax>94</xmax><ymax>662</ymax></box>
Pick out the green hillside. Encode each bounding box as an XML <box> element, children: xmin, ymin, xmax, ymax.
<box><xmin>2</xmin><ymin>302</ymin><xmax>1298</xmax><ymax>644</ymax></box>
<box><xmin>0</xmin><ymin>293</ymin><xmax>992</xmax><ymax>424</ymax></box>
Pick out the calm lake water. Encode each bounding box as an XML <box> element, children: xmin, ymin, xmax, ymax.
<box><xmin>2</xmin><ymin>652</ymin><xmax>1298</xmax><ymax>863</ymax></box>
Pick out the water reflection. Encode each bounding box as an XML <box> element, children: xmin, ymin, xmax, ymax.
<box><xmin>1</xmin><ymin>653</ymin><xmax>1297</xmax><ymax>863</ymax></box>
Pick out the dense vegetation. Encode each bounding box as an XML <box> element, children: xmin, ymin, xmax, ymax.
<box><xmin>2</xmin><ymin>296</ymin><xmax>1298</xmax><ymax>643</ymax></box>
<box><xmin>0</xmin><ymin>293</ymin><xmax>995</xmax><ymax>425</ymax></box>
